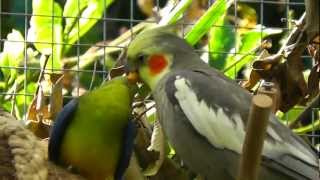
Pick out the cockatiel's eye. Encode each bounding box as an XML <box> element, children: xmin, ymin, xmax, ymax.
<box><xmin>137</xmin><ymin>53</ymin><xmax>147</xmax><ymax>64</ymax></box>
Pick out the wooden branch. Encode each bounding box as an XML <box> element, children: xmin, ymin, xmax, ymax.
<box><xmin>305</xmin><ymin>0</ymin><xmax>319</xmax><ymax>41</ymax></box>
<box><xmin>237</xmin><ymin>94</ymin><xmax>273</xmax><ymax>180</ymax></box>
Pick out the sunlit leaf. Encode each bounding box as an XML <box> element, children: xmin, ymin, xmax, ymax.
<box><xmin>0</xmin><ymin>82</ymin><xmax>5</xmax><ymax>89</ymax></box>
<box><xmin>0</xmin><ymin>30</ymin><xmax>25</xmax><ymax>85</ymax></box>
<box><xmin>224</xmin><ymin>27</ymin><xmax>282</xmax><ymax>78</ymax></box>
<box><xmin>65</xmin><ymin>0</ymin><xmax>114</xmax><ymax>49</ymax></box>
<box><xmin>144</xmin><ymin>119</ymin><xmax>165</xmax><ymax>176</ymax></box>
<box><xmin>28</xmin><ymin>0</ymin><xmax>63</xmax><ymax>71</ymax></box>
<box><xmin>158</xmin><ymin>0</ymin><xmax>192</xmax><ymax>26</ymax></box>
<box><xmin>63</xmin><ymin>0</ymin><xmax>90</xmax><ymax>35</ymax></box>
<box><xmin>185</xmin><ymin>0</ymin><xmax>232</xmax><ymax>46</ymax></box>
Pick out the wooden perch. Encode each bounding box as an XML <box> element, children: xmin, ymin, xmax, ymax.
<box><xmin>0</xmin><ymin>108</ymin><xmax>84</xmax><ymax>180</ymax></box>
<box><xmin>257</xmin><ymin>81</ymin><xmax>279</xmax><ymax>113</ymax></box>
<box><xmin>237</xmin><ymin>94</ymin><xmax>273</xmax><ymax>180</ymax></box>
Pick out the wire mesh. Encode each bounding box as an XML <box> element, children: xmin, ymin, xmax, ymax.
<box><xmin>0</xmin><ymin>0</ymin><xmax>319</xmax><ymax>160</ymax></box>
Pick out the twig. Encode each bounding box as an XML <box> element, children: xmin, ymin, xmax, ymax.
<box><xmin>10</xmin><ymin>82</ymin><xmax>18</xmax><ymax>116</ymax></box>
<box><xmin>89</xmin><ymin>61</ymin><xmax>98</xmax><ymax>90</ymax></box>
<box><xmin>278</xmin><ymin>13</ymin><xmax>306</xmax><ymax>55</ymax></box>
<box><xmin>134</xmin><ymin>104</ymin><xmax>156</xmax><ymax>122</ymax></box>
<box><xmin>26</xmin><ymin>56</ymin><xmax>50</xmax><ymax>119</ymax></box>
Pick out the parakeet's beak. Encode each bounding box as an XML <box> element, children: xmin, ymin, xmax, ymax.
<box><xmin>127</xmin><ymin>71</ymin><xmax>139</xmax><ymax>84</ymax></box>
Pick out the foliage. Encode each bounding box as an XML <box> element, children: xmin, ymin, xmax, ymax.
<box><xmin>0</xmin><ymin>0</ymin><xmax>114</xmax><ymax>118</ymax></box>
<box><xmin>222</xmin><ymin>27</ymin><xmax>282</xmax><ymax>78</ymax></box>
<box><xmin>185</xmin><ymin>0</ymin><xmax>231</xmax><ymax>46</ymax></box>
<box><xmin>158</xmin><ymin>0</ymin><xmax>193</xmax><ymax>26</ymax></box>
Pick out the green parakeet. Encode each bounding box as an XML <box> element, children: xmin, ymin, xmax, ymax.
<box><xmin>49</xmin><ymin>76</ymin><xmax>137</xmax><ymax>180</ymax></box>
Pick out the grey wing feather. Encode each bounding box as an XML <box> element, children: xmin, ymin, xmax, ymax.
<box><xmin>164</xmin><ymin>69</ymin><xmax>319</xmax><ymax>179</ymax></box>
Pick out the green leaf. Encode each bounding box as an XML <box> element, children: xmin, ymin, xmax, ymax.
<box><xmin>63</xmin><ymin>0</ymin><xmax>90</xmax><ymax>35</ymax></box>
<box><xmin>0</xmin><ymin>101</ymin><xmax>12</xmax><ymax>113</ymax></box>
<box><xmin>28</xmin><ymin>0</ymin><xmax>63</xmax><ymax>71</ymax></box>
<box><xmin>223</xmin><ymin>27</ymin><xmax>282</xmax><ymax>78</ymax></box>
<box><xmin>4</xmin><ymin>75</ymin><xmax>26</xmax><ymax>102</ymax></box>
<box><xmin>0</xmin><ymin>52</ymin><xmax>10</xmax><ymax>83</ymax></box>
<box><xmin>0</xmin><ymin>29</ymin><xmax>25</xmax><ymax>85</ymax></box>
<box><xmin>15</xmin><ymin>82</ymin><xmax>37</xmax><ymax>120</ymax></box>
<box><xmin>294</xmin><ymin>119</ymin><xmax>320</xmax><ymax>134</ymax></box>
<box><xmin>209</xmin><ymin>16</ymin><xmax>235</xmax><ymax>70</ymax></box>
<box><xmin>0</xmin><ymin>82</ymin><xmax>5</xmax><ymax>89</ymax></box>
<box><xmin>185</xmin><ymin>0</ymin><xmax>232</xmax><ymax>46</ymax></box>
<box><xmin>277</xmin><ymin>107</ymin><xmax>304</xmax><ymax>123</ymax></box>
<box><xmin>158</xmin><ymin>0</ymin><xmax>192</xmax><ymax>26</ymax></box>
<box><xmin>147</xmin><ymin>112</ymin><xmax>156</xmax><ymax>123</ymax></box>
<box><xmin>64</xmin><ymin>0</ymin><xmax>114</xmax><ymax>49</ymax></box>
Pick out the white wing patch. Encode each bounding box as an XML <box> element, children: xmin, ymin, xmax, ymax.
<box><xmin>173</xmin><ymin>76</ymin><xmax>317</xmax><ymax>166</ymax></box>
<box><xmin>174</xmin><ymin>77</ymin><xmax>245</xmax><ymax>152</ymax></box>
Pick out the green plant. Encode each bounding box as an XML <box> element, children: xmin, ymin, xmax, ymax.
<box><xmin>0</xmin><ymin>0</ymin><xmax>114</xmax><ymax>118</ymax></box>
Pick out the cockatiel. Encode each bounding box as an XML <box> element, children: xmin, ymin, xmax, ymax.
<box><xmin>49</xmin><ymin>77</ymin><xmax>137</xmax><ymax>180</ymax></box>
<box><xmin>125</xmin><ymin>27</ymin><xmax>319</xmax><ymax>180</ymax></box>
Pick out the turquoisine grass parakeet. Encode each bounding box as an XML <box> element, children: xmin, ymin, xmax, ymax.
<box><xmin>125</xmin><ymin>27</ymin><xmax>319</xmax><ymax>180</ymax></box>
<box><xmin>49</xmin><ymin>77</ymin><xmax>137</xmax><ymax>180</ymax></box>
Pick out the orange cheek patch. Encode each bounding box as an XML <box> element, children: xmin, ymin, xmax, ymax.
<box><xmin>148</xmin><ymin>54</ymin><xmax>168</xmax><ymax>75</ymax></box>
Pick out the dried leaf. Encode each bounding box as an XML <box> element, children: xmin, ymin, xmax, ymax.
<box><xmin>49</xmin><ymin>75</ymin><xmax>63</xmax><ymax>120</ymax></box>
<box><xmin>242</xmin><ymin>50</ymin><xmax>272</xmax><ymax>90</ymax></box>
<box><xmin>138</xmin><ymin>0</ymin><xmax>154</xmax><ymax>16</ymax></box>
<box><xmin>237</xmin><ymin>3</ymin><xmax>257</xmax><ymax>34</ymax></box>
<box><xmin>144</xmin><ymin>119</ymin><xmax>165</xmax><ymax>176</ymax></box>
<box><xmin>109</xmin><ymin>66</ymin><xmax>125</xmax><ymax>79</ymax></box>
<box><xmin>252</xmin><ymin>53</ymin><xmax>283</xmax><ymax>71</ymax></box>
<box><xmin>242</xmin><ymin>70</ymin><xmax>261</xmax><ymax>90</ymax></box>
<box><xmin>26</xmin><ymin>74</ymin><xmax>63</xmax><ymax>138</ymax></box>
<box><xmin>185</xmin><ymin>0</ymin><xmax>207</xmax><ymax>22</ymax></box>
<box><xmin>247</xmin><ymin>27</ymin><xmax>310</xmax><ymax>112</ymax></box>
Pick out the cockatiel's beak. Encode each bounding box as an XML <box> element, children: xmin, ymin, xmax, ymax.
<box><xmin>124</xmin><ymin>54</ymin><xmax>140</xmax><ymax>84</ymax></box>
<box><xmin>127</xmin><ymin>71</ymin><xmax>139</xmax><ymax>84</ymax></box>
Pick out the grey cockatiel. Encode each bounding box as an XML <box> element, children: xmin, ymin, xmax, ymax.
<box><xmin>126</xmin><ymin>27</ymin><xmax>319</xmax><ymax>180</ymax></box>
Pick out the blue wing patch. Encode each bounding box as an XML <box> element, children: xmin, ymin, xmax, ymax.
<box><xmin>114</xmin><ymin>119</ymin><xmax>137</xmax><ymax>180</ymax></box>
<box><xmin>48</xmin><ymin>99</ymin><xmax>78</xmax><ymax>164</ymax></box>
